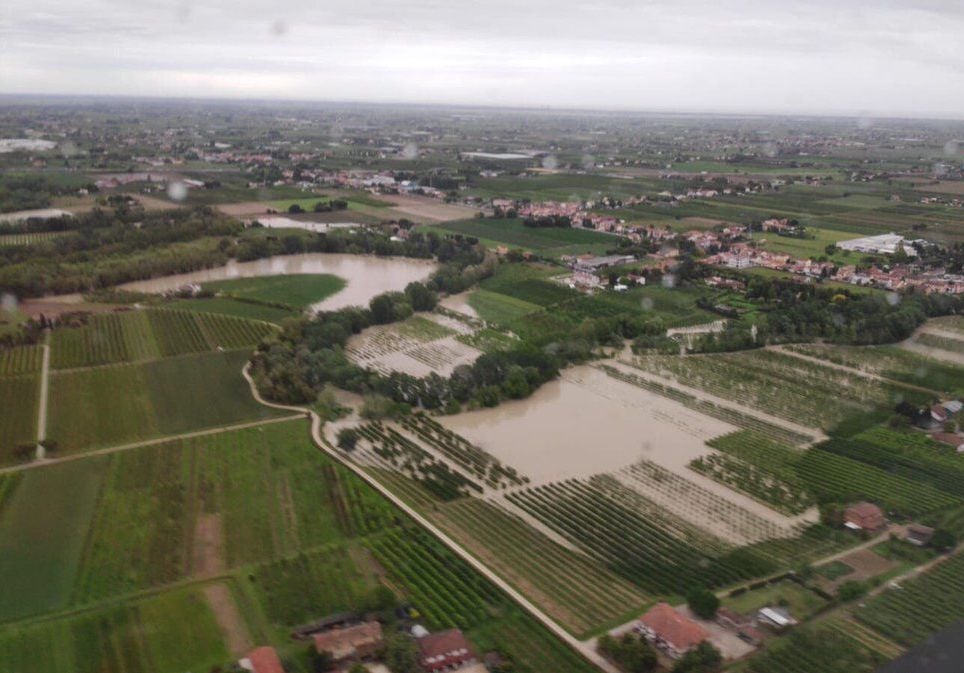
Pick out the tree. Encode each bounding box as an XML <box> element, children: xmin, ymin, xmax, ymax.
<box><xmin>337</xmin><ymin>428</ymin><xmax>360</xmax><ymax>451</ymax></box>
<box><xmin>404</xmin><ymin>281</ymin><xmax>437</xmax><ymax>312</ymax></box>
<box><xmin>837</xmin><ymin>580</ymin><xmax>869</xmax><ymax>602</ymax></box>
<box><xmin>348</xmin><ymin>664</ymin><xmax>367</xmax><ymax>673</ymax></box>
<box><xmin>310</xmin><ymin>649</ymin><xmax>334</xmax><ymax>673</ymax></box>
<box><xmin>672</xmin><ymin>641</ymin><xmax>722</xmax><ymax>673</ymax></box>
<box><xmin>597</xmin><ymin>633</ymin><xmax>657</xmax><ymax>673</ymax></box>
<box><xmin>686</xmin><ymin>587</ymin><xmax>720</xmax><ymax>620</ymax></box>
<box><xmin>931</xmin><ymin>528</ymin><xmax>957</xmax><ymax>552</ymax></box>
<box><xmin>288</xmin><ymin>203</ymin><xmax>305</xmax><ymax>214</ymax></box>
<box><xmin>383</xmin><ymin>633</ymin><xmax>420</xmax><ymax>673</ymax></box>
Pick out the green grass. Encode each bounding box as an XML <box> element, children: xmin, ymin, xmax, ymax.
<box><xmin>167</xmin><ymin>296</ymin><xmax>297</xmax><ymax>323</ymax></box>
<box><xmin>47</xmin><ymin>350</ymin><xmax>284</xmax><ymax>453</ymax></box>
<box><xmin>0</xmin><ymin>374</ymin><xmax>39</xmax><ymax>464</ymax></box>
<box><xmin>467</xmin><ymin>289</ymin><xmax>543</xmax><ymax>325</ymax></box>
<box><xmin>0</xmin><ymin>459</ymin><xmax>105</xmax><ymax>622</ymax></box>
<box><xmin>724</xmin><ymin>580</ymin><xmax>828</xmax><ymax>620</ymax></box>
<box><xmin>50</xmin><ymin>309</ymin><xmax>275</xmax><ymax>369</ymax></box>
<box><xmin>202</xmin><ymin>273</ymin><xmax>346</xmax><ymax>309</ymax></box>
<box><xmin>815</xmin><ymin>560</ymin><xmax>854</xmax><ymax>581</ymax></box>
<box><xmin>0</xmin><ymin>589</ymin><xmax>229</xmax><ymax>673</ymax></box>
<box><xmin>757</xmin><ymin>227</ymin><xmax>860</xmax><ymax>264</ymax></box>
<box><xmin>0</xmin><ymin>344</ymin><xmax>44</xmax><ymax>376</ymax></box>
<box><xmin>432</xmin><ymin>218</ymin><xmax>617</xmax><ymax>254</ymax></box>
<box><xmin>742</xmin><ymin>624</ymin><xmax>886</xmax><ymax>673</ymax></box>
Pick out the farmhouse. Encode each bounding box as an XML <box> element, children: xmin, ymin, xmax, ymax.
<box><xmin>930</xmin><ymin>433</ymin><xmax>964</xmax><ymax>452</ymax></box>
<box><xmin>757</xmin><ymin>607</ymin><xmax>797</xmax><ymax>631</ymax></box>
<box><xmin>844</xmin><ymin>502</ymin><xmax>887</xmax><ymax>533</ymax></box>
<box><xmin>636</xmin><ymin>602</ymin><xmax>709</xmax><ymax>659</ymax></box>
<box><xmin>905</xmin><ymin>524</ymin><xmax>935</xmax><ymax>547</ymax></box>
<box><xmin>416</xmin><ymin>628</ymin><xmax>478</xmax><ymax>672</ymax></box>
<box><xmin>312</xmin><ymin>621</ymin><xmax>384</xmax><ymax>664</ymax></box>
<box><xmin>240</xmin><ymin>646</ymin><xmax>286</xmax><ymax>673</ymax></box>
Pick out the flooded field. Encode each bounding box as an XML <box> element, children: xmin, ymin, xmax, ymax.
<box><xmin>441</xmin><ymin>365</ymin><xmax>734</xmax><ymax>483</ymax></box>
<box><xmin>437</xmin><ymin>291</ymin><xmax>479</xmax><ymax>318</ymax></box>
<box><xmin>117</xmin><ymin>253</ymin><xmax>437</xmax><ymax>312</ymax></box>
<box><xmin>346</xmin><ymin>314</ymin><xmax>481</xmax><ymax>377</ymax></box>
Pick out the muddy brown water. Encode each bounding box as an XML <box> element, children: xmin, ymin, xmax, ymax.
<box><xmin>115</xmin><ymin>253</ymin><xmax>437</xmax><ymax>312</ymax></box>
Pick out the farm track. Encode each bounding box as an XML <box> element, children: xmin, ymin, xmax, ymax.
<box><xmin>35</xmin><ymin>332</ymin><xmax>51</xmax><ymax>460</ymax></box>
<box><xmin>771</xmin><ymin>345</ymin><xmax>944</xmax><ymax>397</ymax></box>
<box><xmin>241</xmin><ymin>364</ymin><xmax>621</xmax><ymax>673</ymax></box>
<box><xmin>0</xmin><ymin>414</ymin><xmax>305</xmax><ymax>476</ymax></box>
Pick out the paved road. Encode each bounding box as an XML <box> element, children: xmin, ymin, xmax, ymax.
<box><xmin>35</xmin><ymin>331</ymin><xmax>51</xmax><ymax>460</ymax></box>
<box><xmin>0</xmin><ymin>414</ymin><xmax>304</xmax><ymax>476</ymax></box>
<box><xmin>242</xmin><ymin>364</ymin><xmax>619</xmax><ymax>673</ymax></box>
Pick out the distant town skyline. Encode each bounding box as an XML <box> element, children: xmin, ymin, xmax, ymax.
<box><xmin>1</xmin><ymin>0</ymin><xmax>962</xmax><ymax>119</ymax></box>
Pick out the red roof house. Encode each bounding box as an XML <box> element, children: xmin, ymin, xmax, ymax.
<box><xmin>244</xmin><ymin>646</ymin><xmax>285</xmax><ymax>673</ymax></box>
<box><xmin>313</xmin><ymin>621</ymin><xmax>384</xmax><ymax>663</ymax></box>
<box><xmin>417</xmin><ymin>629</ymin><xmax>477</xmax><ymax>673</ymax></box>
<box><xmin>636</xmin><ymin>602</ymin><xmax>709</xmax><ymax>659</ymax></box>
<box><xmin>844</xmin><ymin>502</ymin><xmax>886</xmax><ymax>532</ymax></box>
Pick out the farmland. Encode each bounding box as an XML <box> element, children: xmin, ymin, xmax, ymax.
<box><xmin>47</xmin><ymin>349</ymin><xmax>284</xmax><ymax>453</ymax></box>
<box><xmin>50</xmin><ymin>308</ymin><xmax>274</xmax><ymax>369</ymax></box>
<box><xmin>430</xmin><ymin>217</ymin><xmax>617</xmax><ymax>256</ymax></box>
<box><xmin>201</xmin><ymin>273</ymin><xmax>346</xmax><ymax>309</ymax></box>
<box><xmin>0</xmin><ymin>374</ymin><xmax>39</xmax><ymax>463</ymax></box>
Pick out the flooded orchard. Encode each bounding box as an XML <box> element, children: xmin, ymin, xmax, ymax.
<box><xmin>118</xmin><ymin>253</ymin><xmax>437</xmax><ymax>312</ymax></box>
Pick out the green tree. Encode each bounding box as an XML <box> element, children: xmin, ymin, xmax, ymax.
<box><xmin>931</xmin><ymin>528</ymin><xmax>957</xmax><ymax>552</ymax></box>
<box><xmin>337</xmin><ymin>428</ymin><xmax>360</xmax><ymax>451</ymax></box>
<box><xmin>383</xmin><ymin>633</ymin><xmax>420</xmax><ymax>673</ymax></box>
<box><xmin>672</xmin><ymin>641</ymin><xmax>722</xmax><ymax>673</ymax></box>
<box><xmin>686</xmin><ymin>587</ymin><xmax>720</xmax><ymax>620</ymax></box>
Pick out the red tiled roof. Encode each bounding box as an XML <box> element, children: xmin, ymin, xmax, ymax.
<box><xmin>932</xmin><ymin>433</ymin><xmax>964</xmax><ymax>447</ymax></box>
<box><xmin>639</xmin><ymin>603</ymin><xmax>708</xmax><ymax>651</ymax></box>
<box><xmin>846</xmin><ymin>501</ymin><xmax>886</xmax><ymax>529</ymax></box>
<box><xmin>418</xmin><ymin>628</ymin><xmax>475</xmax><ymax>661</ymax></box>
<box><xmin>247</xmin><ymin>646</ymin><xmax>285</xmax><ymax>673</ymax></box>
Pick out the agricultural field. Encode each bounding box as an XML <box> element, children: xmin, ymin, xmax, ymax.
<box><xmin>0</xmin><ymin>459</ymin><xmax>105</xmax><ymax>621</ymax></box>
<box><xmin>466</xmin><ymin>289</ymin><xmax>543</xmax><ymax>325</ymax></box>
<box><xmin>722</xmin><ymin>580</ymin><xmax>828</xmax><ymax>621</ymax></box>
<box><xmin>854</xmin><ymin>553</ymin><xmax>964</xmax><ymax>647</ymax></box>
<box><xmin>0</xmin><ymin>230</ymin><xmax>72</xmax><ymax>247</ymax></box>
<box><xmin>0</xmin><ymin>589</ymin><xmax>230</xmax><ymax>673</ymax></box>
<box><xmin>47</xmin><ymin>349</ymin><xmax>284</xmax><ymax>453</ymax></box>
<box><xmin>430</xmin><ymin>217</ymin><xmax>617</xmax><ymax>256</ymax></box>
<box><xmin>201</xmin><ymin>273</ymin><xmax>346</xmax><ymax>309</ymax></box>
<box><xmin>783</xmin><ymin>343</ymin><xmax>964</xmax><ymax>396</ymax></box>
<box><xmin>346</xmin><ymin>313</ymin><xmax>482</xmax><ymax>377</ymax></box>
<box><xmin>0</xmin><ymin>374</ymin><xmax>39</xmax><ymax>463</ymax></box>
<box><xmin>167</xmin><ymin>296</ymin><xmax>297</xmax><ymax>323</ymax></box>
<box><xmin>740</xmin><ymin>624</ymin><xmax>886</xmax><ymax>673</ymax></box>
<box><xmin>50</xmin><ymin>308</ymin><xmax>275</xmax><ymax>369</ymax></box>
<box><xmin>0</xmin><ymin>343</ymin><xmax>43</xmax><ymax>376</ymax></box>
<box><xmin>626</xmin><ymin>348</ymin><xmax>920</xmax><ymax>432</ymax></box>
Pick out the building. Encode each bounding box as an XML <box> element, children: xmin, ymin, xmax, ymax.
<box><xmin>836</xmin><ymin>233</ymin><xmax>919</xmax><ymax>256</ymax></box>
<box><xmin>757</xmin><ymin>607</ymin><xmax>797</xmax><ymax>631</ymax></box>
<box><xmin>240</xmin><ymin>646</ymin><xmax>285</xmax><ymax>673</ymax></box>
<box><xmin>844</xmin><ymin>502</ymin><xmax>887</xmax><ymax>532</ymax></box>
<box><xmin>905</xmin><ymin>524</ymin><xmax>935</xmax><ymax>547</ymax></box>
<box><xmin>416</xmin><ymin>629</ymin><xmax>477</xmax><ymax>673</ymax></box>
<box><xmin>312</xmin><ymin>621</ymin><xmax>384</xmax><ymax>664</ymax></box>
<box><xmin>931</xmin><ymin>433</ymin><xmax>964</xmax><ymax>452</ymax></box>
<box><xmin>635</xmin><ymin>602</ymin><xmax>709</xmax><ymax>659</ymax></box>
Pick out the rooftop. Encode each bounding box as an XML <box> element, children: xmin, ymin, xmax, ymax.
<box><xmin>639</xmin><ymin>602</ymin><xmax>709</xmax><ymax>651</ymax></box>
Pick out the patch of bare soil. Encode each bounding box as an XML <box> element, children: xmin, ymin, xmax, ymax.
<box><xmin>203</xmin><ymin>583</ymin><xmax>252</xmax><ymax>657</ymax></box>
<box><xmin>192</xmin><ymin>513</ymin><xmax>226</xmax><ymax>578</ymax></box>
<box><xmin>216</xmin><ymin>201</ymin><xmax>275</xmax><ymax>216</ymax></box>
<box><xmin>830</xmin><ymin>548</ymin><xmax>897</xmax><ymax>588</ymax></box>
<box><xmin>380</xmin><ymin>194</ymin><xmax>477</xmax><ymax>222</ymax></box>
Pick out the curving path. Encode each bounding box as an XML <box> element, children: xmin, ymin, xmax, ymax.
<box><xmin>241</xmin><ymin>363</ymin><xmax>619</xmax><ymax>673</ymax></box>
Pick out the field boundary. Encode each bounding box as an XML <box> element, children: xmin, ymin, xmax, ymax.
<box><xmin>0</xmin><ymin>414</ymin><xmax>305</xmax><ymax>476</ymax></box>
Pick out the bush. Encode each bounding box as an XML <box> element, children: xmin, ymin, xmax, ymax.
<box><xmin>687</xmin><ymin>587</ymin><xmax>720</xmax><ymax>620</ymax></box>
<box><xmin>337</xmin><ymin>428</ymin><xmax>360</xmax><ymax>451</ymax></box>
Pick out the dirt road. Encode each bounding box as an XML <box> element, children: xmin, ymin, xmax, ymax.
<box><xmin>35</xmin><ymin>332</ymin><xmax>51</xmax><ymax>460</ymax></box>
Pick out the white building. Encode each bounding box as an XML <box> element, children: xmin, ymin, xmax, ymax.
<box><xmin>837</xmin><ymin>233</ymin><xmax>920</xmax><ymax>257</ymax></box>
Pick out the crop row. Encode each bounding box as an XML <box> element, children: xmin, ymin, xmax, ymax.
<box><xmin>690</xmin><ymin>452</ymin><xmax>813</xmax><ymax>515</ymax></box>
<box><xmin>438</xmin><ymin>498</ymin><xmax>648</xmax><ymax>636</ymax></box>
<box><xmin>855</xmin><ymin>553</ymin><xmax>964</xmax><ymax>646</ymax></box>
<box><xmin>0</xmin><ymin>344</ymin><xmax>43</xmax><ymax>376</ymax></box>
<box><xmin>366</xmin><ymin>528</ymin><xmax>505</xmax><ymax>630</ymax></box>
<box><xmin>744</xmin><ymin>624</ymin><xmax>885</xmax><ymax>673</ymax></box>
<box><xmin>354</xmin><ymin>422</ymin><xmax>483</xmax><ymax>499</ymax></box>
<box><xmin>399</xmin><ymin>413</ymin><xmax>527</xmax><ymax>488</ymax></box>
<box><xmin>505</xmin><ymin>478</ymin><xmax>772</xmax><ymax>595</ymax></box>
<box><xmin>50</xmin><ymin>309</ymin><xmax>273</xmax><ymax>369</ymax></box>
<box><xmin>795</xmin><ymin>448</ymin><xmax>959</xmax><ymax>516</ymax></box>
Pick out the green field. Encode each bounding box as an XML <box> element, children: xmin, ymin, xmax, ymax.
<box><xmin>757</xmin><ymin>227</ymin><xmax>860</xmax><ymax>264</ymax></box>
<box><xmin>0</xmin><ymin>460</ymin><xmax>105</xmax><ymax>621</ymax></box>
<box><xmin>202</xmin><ymin>273</ymin><xmax>346</xmax><ymax>309</ymax></box>
<box><xmin>50</xmin><ymin>309</ymin><xmax>275</xmax><ymax>369</ymax></box>
<box><xmin>0</xmin><ymin>374</ymin><xmax>39</xmax><ymax>463</ymax></box>
<box><xmin>0</xmin><ymin>589</ymin><xmax>229</xmax><ymax>673</ymax></box>
<box><xmin>467</xmin><ymin>289</ymin><xmax>543</xmax><ymax>325</ymax></box>
<box><xmin>723</xmin><ymin>580</ymin><xmax>827</xmax><ymax>620</ymax></box>
<box><xmin>432</xmin><ymin>218</ymin><xmax>617</xmax><ymax>256</ymax></box>
<box><xmin>47</xmin><ymin>350</ymin><xmax>284</xmax><ymax>453</ymax></box>
<box><xmin>167</xmin><ymin>296</ymin><xmax>297</xmax><ymax>323</ymax></box>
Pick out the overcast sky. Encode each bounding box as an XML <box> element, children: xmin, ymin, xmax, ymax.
<box><xmin>1</xmin><ymin>0</ymin><xmax>962</xmax><ymax>118</ymax></box>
